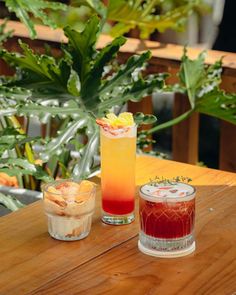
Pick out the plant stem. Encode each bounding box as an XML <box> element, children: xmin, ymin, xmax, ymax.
<box><xmin>8</xmin><ymin>149</ymin><xmax>24</xmax><ymax>188</ymax></box>
<box><xmin>7</xmin><ymin>116</ymin><xmax>35</xmax><ymax>161</ymax></box>
<box><xmin>7</xmin><ymin>116</ymin><xmax>36</xmax><ymax>190</ymax></box>
<box><xmin>2</xmin><ymin>117</ymin><xmax>24</xmax><ymax>188</ymax></box>
<box><xmin>0</xmin><ymin>117</ymin><xmax>6</xmax><ymax>129</ymax></box>
<box><xmin>142</xmin><ymin>0</ymin><xmax>157</xmax><ymax>17</ymax></box>
<box><xmin>134</xmin><ymin>0</ymin><xmax>143</xmax><ymax>10</ymax></box>
<box><xmin>146</xmin><ymin>109</ymin><xmax>194</xmax><ymax>134</ymax></box>
<box><xmin>183</xmin><ymin>61</ymin><xmax>194</xmax><ymax>109</ymax></box>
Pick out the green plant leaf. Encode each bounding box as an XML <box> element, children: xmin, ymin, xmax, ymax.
<box><xmin>4</xmin><ymin>0</ymin><xmax>67</xmax><ymax>39</ymax></box>
<box><xmin>0</xmin><ymin>86</ymin><xmax>31</xmax><ymax>117</ymax></box>
<box><xmin>122</xmin><ymin>74</ymin><xmax>167</xmax><ymax>102</ymax></box>
<box><xmin>0</xmin><ymin>192</ymin><xmax>25</xmax><ymax>211</ymax></box>
<box><xmin>72</xmin><ymin>126</ymin><xmax>99</xmax><ymax>180</ymax></box>
<box><xmin>81</xmin><ymin>36</ymin><xmax>126</xmax><ymax>108</ymax></box>
<box><xmin>0</xmin><ymin>135</ymin><xmax>24</xmax><ymax>146</ymax></box>
<box><xmin>108</xmin><ymin>0</ymin><xmax>207</xmax><ymax>39</ymax></box>
<box><xmin>0</xmin><ymin>126</ymin><xmax>21</xmax><ymax>136</ymax></box>
<box><xmin>0</xmin><ymin>158</ymin><xmax>52</xmax><ymax>182</ymax></box>
<box><xmin>0</xmin><ymin>19</ymin><xmax>13</xmax><ymax>45</ymax></box>
<box><xmin>0</xmin><ymin>131</ymin><xmax>39</xmax><ymax>157</ymax></box>
<box><xmin>99</xmin><ymin>51</ymin><xmax>151</xmax><ymax>96</ymax></box>
<box><xmin>0</xmin><ymin>158</ymin><xmax>35</xmax><ymax>171</ymax></box>
<box><xmin>179</xmin><ymin>48</ymin><xmax>222</xmax><ymax>109</ymax></box>
<box><xmin>179</xmin><ymin>49</ymin><xmax>206</xmax><ymax>109</ymax></box>
<box><xmin>0</xmin><ymin>108</ymin><xmax>18</xmax><ymax>117</ymax></box>
<box><xmin>64</xmin><ymin>16</ymin><xmax>100</xmax><ymax>81</ymax></box>
<box><xmin>0</xmin><ymin>132</ymin><xmax>24</xmax><ymax>156</ymax></box>
<box><xmin>39</xmin><ymin>118</ymin><xmax>89</xmax><ymax>161</ymax></box>
<box><xmin>0</xmin><ymin>40</ymin><xmax>70</xmax><ymax>91</ymax></box>
<box><xmin>196</xmin><ymin>90</ymin><xmax>236</xmax><ymax>125</ymax></box>
<box><xmin>98</xmin><ymin>73</ymin><xmax>166</xmax><ymax>114</ymax></box>
<box><xmin>0</xmin><ymin>85</ymin><xmax>31</xmax><ymax>105</ymax></box>
<box><xmin>67</xmin><ymin>70</ymin><xmax>81</xmax><ymax>97</ymax></box>
<box><xmin>1</xmin><ymin>18</ymin><xmax>166</xmax><ymax>117</ymax></box>
<box><xmin>71</xmin><ymin>0</ymin><xmax>107</xmax><ymax>19</ymax></box>
<box><xmin>18</xmin><ymin>100</ymin><xmax>85</xmax><ymax>123</ymax></box>
<box><xmin>134</xmin><ymin>112</ymin><xmax>157</xmax><ymax>125</ymax></box>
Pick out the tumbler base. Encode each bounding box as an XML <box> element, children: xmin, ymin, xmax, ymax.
<box><xmin>47</xmin><ymin>213</ymin><xmax>93</xmax><ymax>241</ymax></box>
<box><xmin>138</xmin><ymin>240</ymin><xmax>195</xmax><ymax>258</ymax></box>
<box><xmin>102</xmin><ymin>210</ymin><xmax>135</xmax><ymax>225</ymax></box>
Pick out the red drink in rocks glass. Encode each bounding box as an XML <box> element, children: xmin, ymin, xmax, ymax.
<box><xmin>139</xmin><ymin>182</ymin><xmax>196</xmax><ymax>258</ymax></box>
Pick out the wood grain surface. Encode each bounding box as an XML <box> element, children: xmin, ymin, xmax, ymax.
<box><xmin>0</xmin><ymin>185</ymin><xmax>139</xmax><ymax>294</ymax></box>
<box><xmin>1</xmin><ymin>156</ymin><xmax>236</xmax><ymax>295</ymax></box>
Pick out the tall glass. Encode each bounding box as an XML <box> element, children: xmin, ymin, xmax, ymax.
<box><xmin>139</xmin><ymin>182</ymin><xmax>196</xmax><ymax>258</ymax></box>
<box><xmin>100</xmin><ymin>125</ymin><xmax>136</xmax><ymax>225</ymax></box>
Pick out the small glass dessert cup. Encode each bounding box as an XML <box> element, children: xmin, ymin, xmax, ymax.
<box><xmin>43</xmin><ymin>179</ymin><xmax>96</xmax><ymax>241</ymax></box>
<box><xmin>139</xmin><ymin>182</ymin><xmax>196</xmax><ymax>258</ymax></box>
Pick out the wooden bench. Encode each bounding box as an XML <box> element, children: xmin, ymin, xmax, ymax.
<box><xmin>1</xmin><ymin>20</ymin><xmax>236</xmax><ymax>172</ymax></box>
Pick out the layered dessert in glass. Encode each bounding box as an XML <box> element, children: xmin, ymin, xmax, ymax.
<box><xmin>43</xmin><ymin>179</ymin><xmax>96</xmax><ymax>241</ymax></box>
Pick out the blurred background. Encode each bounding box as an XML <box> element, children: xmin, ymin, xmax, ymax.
<box><xmin>153</xmin><ymin>0</ymin><xmax>224</xmax><ymax>168</ymax></box>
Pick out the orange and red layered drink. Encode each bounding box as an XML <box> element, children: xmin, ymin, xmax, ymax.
<box><xmin>96</xmin><ymin>112</ymin><xmax>136</xmax><ymax>225</ymax></box>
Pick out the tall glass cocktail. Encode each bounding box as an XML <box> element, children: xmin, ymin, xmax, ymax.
<box><xmin>97</xmin><ymin>112</ymin><xmax>136</xmax><ymax>225</ymax></box>
<box><xmin>139</xmin><ymin>181</ymin><xmax>196</xmax><ymax>258</ymax></box>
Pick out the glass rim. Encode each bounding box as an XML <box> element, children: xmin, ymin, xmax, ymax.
<box><xmin>42</xmin><ymin>179</ymin><xmax>97</xmax><ymax>196</ymax></box>
<box><xmin>139</xmin><ymin>181</ymin><xmax>196</xmax><ymax>201</ymax></box>
<box><xmin>99</xmin><ymin>123</ymin><xmax>137</xmax><ymax>131</ymax></box>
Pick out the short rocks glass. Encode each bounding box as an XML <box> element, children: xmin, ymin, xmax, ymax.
<box><xmin>139</xmin><ymin>182</ymin><xmax>196</xmax><ymax>258</ymax></box>
<box><xmin>43</xmin><ymin>179</ymin><xmax>96</xmax><ymax>241</ymax></box>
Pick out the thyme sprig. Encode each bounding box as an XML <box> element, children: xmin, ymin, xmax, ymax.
<box><xmin>149</xmin><ymin>176</ymin><xmax>192</xmax><ymax>186</ymax></box>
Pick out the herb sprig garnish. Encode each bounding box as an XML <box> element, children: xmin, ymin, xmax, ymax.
<box><xmin>149</xmin><ymin>176</ymin><xmax>192</xmax><ymax>186</ymax></box>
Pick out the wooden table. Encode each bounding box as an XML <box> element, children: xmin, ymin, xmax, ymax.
<box><xmin>1</xmin><ymin>156</ymin><xmax>236</xmax><ymax>295</ymax></box>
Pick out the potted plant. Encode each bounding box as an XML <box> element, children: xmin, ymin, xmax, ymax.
<box><xmin>0</xmin><ymin>15</ymin><xmax>162</xmax><ymax>212</ymax></box>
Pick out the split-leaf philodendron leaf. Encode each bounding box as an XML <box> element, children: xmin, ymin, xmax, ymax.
<box><xmin>0</xmin><ymin>16</ymin><xmax>165</xmax><ymax>183</ymax></box>
<box><xmin>72</xmin><ymin>0</ymin><xmax>209</xmax><ymax>39</ymax></box>
<box><xmin>179</xmin><ymin>48</ymin><xmax>236</xmax><ymax>125</ymax></box>
<box><xmin>4</xmin><ymin>0</ymin><xmax>67</xmax><ymax>39</ymax></box>
<box><xmin>146</xmin><ymin>48</ymin><xmax>236</xmax><ymax>135</ymax></box>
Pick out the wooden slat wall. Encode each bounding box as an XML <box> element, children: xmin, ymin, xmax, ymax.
<box><xmin>128</xmin><ymin>96</ymin><xmax>153</xmax><ymax>152</ymax></box>
<box><xmin>1</xmin><ymin>20</ymin><xmax>236</xmax><ymax>172</ymax></box>
<box><xmin>172</xmin><ymin>94</ymin><xmax>199</xmax><ymax>165</ymax></box>
<box><xmin>220</xmin><ymin>121</ymin><xmax>236</xmax><ymax>171</ymax></box>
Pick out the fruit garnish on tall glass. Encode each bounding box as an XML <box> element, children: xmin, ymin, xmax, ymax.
<box><xmin>96</xmin><ymin>112</ymin><xmax>136</xmax><ymax>225</ymax></box>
